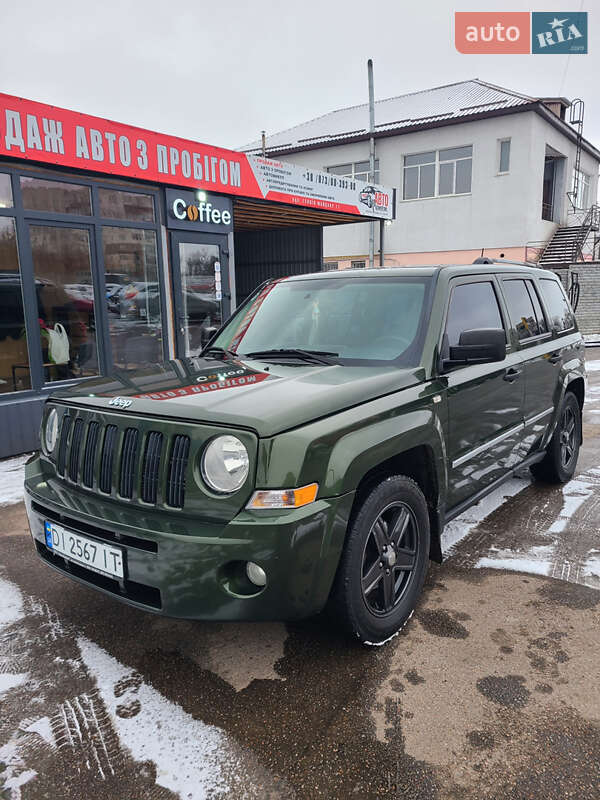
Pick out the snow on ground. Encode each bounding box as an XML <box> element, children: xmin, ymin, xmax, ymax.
<box><xmin>0</xmin><ymin>572</ymin><xmax>274</xmax><ymax>799</ymax></box>
<box><xmin>0</xmin><ymin>454</ymin><xmax>31</xmax><ymax>506</ymax></box>
<box><xmin>0</xmin><ymin>575</ymin><xmax>25</xmax><ymax>627</ymax></box>
<box><xmin>78</xmin><ymin>637</ymin><xmax>235</xmax><ymax>798</ymax></box>
<box><xmin>441</xmin><ymin>476</ymin><xmax>530</xmax><ymax>554</ymax></box>
<box><xmin>586</xmin><ymin>360</ymin><xmax>600</xmax><ymax>372</ymax></box>
<box><xmin>471</xmin><ymin>467</ymin><xmax>600</xmax><ymax>589</ymax></box>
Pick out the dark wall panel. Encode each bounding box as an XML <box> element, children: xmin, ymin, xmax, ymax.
<box><xmin>0</xmin><ymin>395</ymin><xmax>44</xmax><ymax>457</ymax></box>
<box><xmin>233</xmin><ymin>226</ymin><xmax>322</xmax><ymax>305</ymax></box>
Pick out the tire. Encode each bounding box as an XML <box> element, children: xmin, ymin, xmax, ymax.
<box><xmin>329</xmin><ymin>475</ymin><xmax>430</xmax><ymax>645</ymax></box>
<box><xmin>531</xmin><ymin>391</ymin><xmax>581</xmax><ymax>484</ymax></box>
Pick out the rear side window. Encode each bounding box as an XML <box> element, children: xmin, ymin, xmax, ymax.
<box><xmin>445</xmin><ymin>281</ymin><xmax>504</xmax><ymax>347</ymax></box>
<box><xmin>539</xmin><ymin>278</ymin><xmax>576</xmax><ymax>332</ymax></box>
<box><xmin>526</xmin><ymin>281</ymin><xmax>548</xmax><ymax>335</ymax></box>
<box><xmin>502</xmin><ymin>279</ymin><xmax>546</xmax><ymax>340</ymax></box>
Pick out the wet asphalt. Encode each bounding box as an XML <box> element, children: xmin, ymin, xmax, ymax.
<box><xmin>1</xmin><ymin>351</ymin><xmax>599</xmax><ymax>800</ymax></box>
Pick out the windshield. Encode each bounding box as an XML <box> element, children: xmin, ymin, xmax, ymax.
<box><xmin>212</xmin><ymin>275</ymin><xmax>434</xmax><ymax>365</ymax></box>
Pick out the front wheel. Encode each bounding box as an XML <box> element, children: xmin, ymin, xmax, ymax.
<box><xmin>531</xmin><ymin>391</ymin><xmax>581</xmax><ymax>484</ymax></box>
<box><xmin>329</xmin><ymin>475</ymin><xmax>430</xmax><ymax>644</ymax></box>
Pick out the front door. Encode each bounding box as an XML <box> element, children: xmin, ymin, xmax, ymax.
<box><xmin>442</xmin><ymin>276</ymin><xmax>525</xmax><ymax>509</ymax></box>
<box><xmin>170</xmin><ymin>232</ymin><xmax>231</xmax><ymax>357</ymax></box>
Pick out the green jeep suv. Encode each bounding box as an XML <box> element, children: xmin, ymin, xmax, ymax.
<box><xmin>25</xmin><ymin>262</ymin><xmax>585</xmax><ymax>644</ymax></box>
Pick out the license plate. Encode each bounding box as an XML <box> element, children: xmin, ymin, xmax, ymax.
<box><xmin>44</xmin><ymin>522</ymin><xmax>124</xmax><ymax>579</ymax></box>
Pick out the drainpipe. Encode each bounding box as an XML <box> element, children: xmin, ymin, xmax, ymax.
<box><xmin>368</xmin><ymin>59</ymin><xmax>376</xmax><ymax>269</ymax></box>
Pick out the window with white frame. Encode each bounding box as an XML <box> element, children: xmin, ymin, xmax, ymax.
<box><xmin>403</xmin><ymin>146</ymin><xmax>472</xmax><ymax>200</ymax></box>
<box><xmin>327</xmin><ymin>160</ymin><xmax>380</xmax><ymax>183</ymax></box>
<box><xmin>498</xmin><ymin>139</ymin><xmax>511</xmax><ymax>173</ymax></box>
<box><xmin>572</xmin><ymin>168</ymin><xmax>591</xmax><ymax>209</ymax></box>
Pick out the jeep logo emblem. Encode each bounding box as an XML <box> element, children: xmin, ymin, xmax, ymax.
<box><xmin>109</xmin><ymin>396</ymin><xmax>132</xmax><ymax>409</ymax></box>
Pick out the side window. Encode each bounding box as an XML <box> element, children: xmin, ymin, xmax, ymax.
<box><xmin>502</xmin><ymin>279</ymin><xmax>541</xmax><ymax>340</ymax></box>
<box><xmin>525</xmin><ymin>281</ymin><xmax>548</xmax><ymax>335</ymax></box>
<box><xmin>445</xmin><ymin>281</ymin><xmax>504</xmax><ymax>348</ymax></box>
<box><xmin>539</xmin><ymin>278</ymin><xmax>576</xmax><ymax>332</ymax></box>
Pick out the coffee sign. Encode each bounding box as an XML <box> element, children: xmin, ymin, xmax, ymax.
<box><xmin>166</xmin><ymin>189</ymin><xmax>233</xmax><ymax>233</ymax></box>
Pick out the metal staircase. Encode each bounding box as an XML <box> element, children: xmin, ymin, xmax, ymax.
<box><xmin>538</xmin><ymin>204</ymin><xmax>600</xmax><ymax>267</ymax></box>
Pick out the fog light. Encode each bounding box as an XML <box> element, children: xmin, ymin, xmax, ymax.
<box><xmin>246</xmin><ymin>562</ymin><xmax>267</xmax><ymax>587</ymax></box>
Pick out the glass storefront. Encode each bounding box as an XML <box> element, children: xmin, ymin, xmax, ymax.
<box><xmin>0</xmin><ymin>213</ymin><xmax>31</xmax><ymax>393</ymax></box>
<box><xmin>29</xmin><ymin>225</ymin><xmax>99</xmax><ymax>382</ymax></box>
<box><xmin>0</xmin><ymin>167</ymin><xmax>165</xmax><ymax>400</ymax></box>
<box><xmin>177</xmin><ymin>241</ymin><xmax>222</xmax><ymax>355</ymax></box>
<box><xmin>102</xmin><ymin>226</ymin><xmax>163</xmax><ymax>369</ymax></box>
<box><xmin>21</xmin><ymin>176</ymin><xmax>93</xmax><ymax>215</ymax></box>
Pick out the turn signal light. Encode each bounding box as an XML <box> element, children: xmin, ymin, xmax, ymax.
<box><xmin>246</xmin><ymin>483</ymin><xmax>319</xmax><ymax>509</ymax></box>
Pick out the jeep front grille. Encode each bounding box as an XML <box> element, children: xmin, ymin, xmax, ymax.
<box><xmin>141</xmin><ymin>431</ymin><xmax>163</xmax><ymax>504</ymax></box>
<box><xmin>167</xmin><ymin>434</ymin><xmax>191</xmax><ymax>509</ymax></box>
<box><xmin>53</xmin><ymin>410</ymin><xmax>191</xmax><ymax>509</ymax></box>
<box><xmin>120</xmin><ymin>428</ymin><xmax>139</xmax><ymax>499</ymax></box>
<box><xmin>82</xmin><ymin>421</ymin><xmax>99</xmax><ymax>488</ymax></box>
<box><xmin>68</xmin><ymin>418</ymin><xmax>85</xmax><ymax>482</ymax></box>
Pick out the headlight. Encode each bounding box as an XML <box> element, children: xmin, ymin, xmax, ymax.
<box><xmin>43</xmin><ymin>408</ymin><xmax>59</xmax><ymax>454</ymax></box>
<box><xmin>201</xmin><ymin>435</ymin><xmax>249</xmax><ymax>493</ymax></box>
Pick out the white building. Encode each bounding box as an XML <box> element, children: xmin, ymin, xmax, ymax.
<box><xmin>242</xmin><ymin>80</ymin><xmax>600</xmax><ymax>268</ymax></box>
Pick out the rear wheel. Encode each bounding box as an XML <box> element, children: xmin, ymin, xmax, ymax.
<box><xmin>531</xmin><ymin>391</ymin><xmax>581</xmax><ymax>484</ymax></box>
<box><xmin>330</xmin><ymin>475</ymin><xmax>429</xmax><ymax>644</ymax></box>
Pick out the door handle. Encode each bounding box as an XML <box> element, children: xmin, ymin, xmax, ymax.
<box><xmin>503</xmin><ymin>367</ymin><xmax>522</xmax><ymax>382</ymax></box>
<box><xmin>548</xmin><ymin>352</ymin><xmax>561</xmax><ymax>365</ymax></box>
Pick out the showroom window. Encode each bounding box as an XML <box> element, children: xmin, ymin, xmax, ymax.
<box><xmin>102</xmin><ymin>225</ymin><xmax>163</xmax><ymax>369</ymax></box>
<box><xmin>0</xmin><ymin>168</ymin><xmax>164</xmax><ymax>397</ymax></box>
<box><xmin>20</xmin><ymin>176</ymin><xmax>92</xmax><ymax>215</ymax></box>
<box><xmin>0</xmin><ymin>199</ymin><xmax>32</xmax><ymax>393</ymax></box>
<box><xmin>403</xmin><ymin>146</ymin><xmax>472</xmax><ymax>199</ymax></box>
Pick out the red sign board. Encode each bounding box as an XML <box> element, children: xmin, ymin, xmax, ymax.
<box><xmin>0</xmin><ymin>93</ymin><xmax>394</xmax><ymax>219</ymax></box>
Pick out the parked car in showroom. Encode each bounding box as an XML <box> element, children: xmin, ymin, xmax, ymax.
<box><xmin>25</xmin><ymin>262</ymin><xmax>584</xmax><ymax>643</ymax></box>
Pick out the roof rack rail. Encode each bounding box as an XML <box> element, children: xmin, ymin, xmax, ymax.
<box><xmin>472</xmin><ymin>257</ymin><xmax>537</xmax><ymax>268</ymax></box>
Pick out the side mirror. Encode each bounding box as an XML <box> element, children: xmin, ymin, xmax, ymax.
<box><xmin>445</xmin><ymin>328</ymin><xmax>506</xmax><ymax>368</ymax></box>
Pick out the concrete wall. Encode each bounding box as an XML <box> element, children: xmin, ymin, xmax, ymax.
<box><xmin>569</xmin><ymin>262</ymin><xmax>600</xmax><ymax>336</ymax></box>
<box><xmin>283</xmin><ymin>110</ymin><xmax>599</xmax><ymax>263</ymax></box>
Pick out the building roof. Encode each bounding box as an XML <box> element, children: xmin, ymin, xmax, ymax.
<box><xmin>241</xmin><ymin>79</ymin><xmax>600</xmax><ymax>162</ymax></box>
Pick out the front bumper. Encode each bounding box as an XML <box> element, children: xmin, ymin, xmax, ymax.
<box><xmin>24</xmin><ymin>457</ymin><xmax>354</xmax><ymax>621</ymax></box>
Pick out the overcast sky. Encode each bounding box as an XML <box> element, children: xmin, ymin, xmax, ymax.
<box><xmin>2</xmin><ymin>0</ymin><xmax>598</xmax><ymax>151</ymax></box>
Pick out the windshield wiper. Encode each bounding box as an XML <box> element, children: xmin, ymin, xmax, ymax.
<box><xmin>201</xmin><ymin>346</ymin><xmax>238</xmax><ymax>359</ymax></box>
<box><xmin>242</xmin><ymin>348</ymin><xmax>338</xmax><ymax>365</ymax></box>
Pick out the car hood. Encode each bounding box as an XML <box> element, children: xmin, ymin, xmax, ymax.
<box><xmin>50</xmin><ymin>357</ymin><xmax>425</xmax><ymax>437</ymax></box>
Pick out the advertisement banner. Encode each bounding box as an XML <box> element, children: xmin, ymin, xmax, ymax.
<box><xmin>0</xmin><ymin>93</ymin><xmax>394</xmax><ymax>220</ymax></box>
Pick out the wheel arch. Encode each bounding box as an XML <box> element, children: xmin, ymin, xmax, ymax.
<box><xmin>564</xmin><ymin>374</ymin><xmax>585</xmax><ymax>443</ymax></box>
<box><xmin>348</xmin><ymin>444</ymin><xmax>444</xmax><ymax>563</ymax></box>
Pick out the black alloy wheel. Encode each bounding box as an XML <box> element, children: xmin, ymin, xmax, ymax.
<box><xmin>559</xmin><ymin>404</ymin><xmax>577</xmax><ymax>469</ymax></box>
<box><xmin>329</xmin><ymin>475</ymin><xmax>430</xmax><ymax>644</ymax></box>
<box><xmin>531</xmin><ymin>391</ymin><xmax>581</xmax><ymax>484</ymax></box>
<box><xmin>360</xmin><ymin>501</ymin><xmax>418</xmax><ymax>615</ymax></box>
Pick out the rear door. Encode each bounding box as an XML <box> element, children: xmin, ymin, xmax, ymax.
<box><xmin>442</xmin><ymin>275</ymin><xmax>525</xmax><ymax>508</ymax></box>
<box><xmin>499</xmin><ymin>275</ymin><xmax>558</xmax><ymax>457</ymax></box>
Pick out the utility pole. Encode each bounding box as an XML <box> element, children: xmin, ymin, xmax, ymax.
<box><xmin>367</xmin><ymin>59</ymin><xmax>376</xmax><ymax>269</ymax></box>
